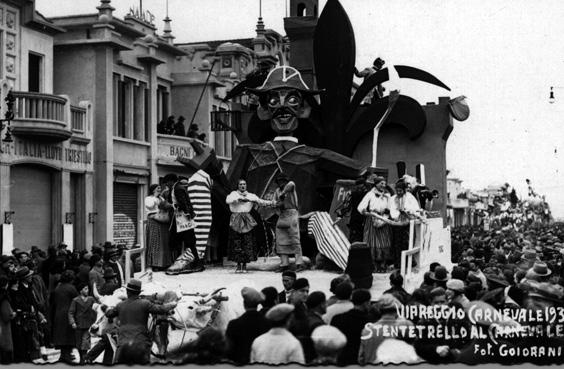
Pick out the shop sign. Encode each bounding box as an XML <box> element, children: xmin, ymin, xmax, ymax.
<box><xmin>157</xmin><ymin>138</ymin><xmax>195</xmax><ymax>164</ymax></box>
<box><xmin>1</xmin><ymin>139</ymin><xmax>92</xmax><ymax>167</ymax></box>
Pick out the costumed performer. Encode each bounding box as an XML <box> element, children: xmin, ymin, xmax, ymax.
<box><xmin>226</xmin><ymin>179</ymin><xmax>276</xmax><ymax>273</ymax></box>
<box><xmin>390</xmin><ymin>180</ymin><xmax>421</xmax><ymax>268</ymax></box>
<box><xmin>144</xmin><ymin>184</ymin><xmax>173</xmax><ymax>270</ymax></box>
<box><xmin>357</xmin><ymin>174</ymin><xmax>393</xmax><ymax>272</ymax></box>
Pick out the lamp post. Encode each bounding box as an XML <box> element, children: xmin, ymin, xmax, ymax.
<box><xmin>549</xmin><ymin>86</ymin><xmax>564</xmax><ymax>104</ymax></box>
<box><xmin>0</xmin><ymin>91</ymin><xmax>15</xmax><ymax>150</ymax></box>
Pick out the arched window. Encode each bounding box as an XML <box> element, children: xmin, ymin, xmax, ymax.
<box><xmin>297</xmin><ymin>3</ymin><xmax>306</xmax><ymax>16</ymax></box>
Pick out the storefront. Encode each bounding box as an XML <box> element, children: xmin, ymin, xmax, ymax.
<box><xmin>0</xmin><ymin>136</ymin><xmax>94</xmax><ymax>254</ymax></box>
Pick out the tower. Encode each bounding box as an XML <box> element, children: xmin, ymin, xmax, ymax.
<box><xmin>284</xmin><ymin>0</ymin><xmax>319</xmax><ymax>88</ymax></box>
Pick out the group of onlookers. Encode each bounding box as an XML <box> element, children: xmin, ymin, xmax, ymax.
<box><xmin>157</xmin><ymin>116</ymin><xmax>206</xmax><ymax>141</ymax></box>
<box><xmin>0</xmin><ymin>242</ymin><xmax>128</xmax><ymax>364</ymax></box>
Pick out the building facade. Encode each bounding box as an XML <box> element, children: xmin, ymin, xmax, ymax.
<box><xmin>0</xmin><ymin>0</ymin><xmax>93</xmax><ymax>255</ymax></box>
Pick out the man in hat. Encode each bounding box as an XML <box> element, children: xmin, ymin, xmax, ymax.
<box><xmin>105</xmin><ymin>279</ymin><xmax>177</xmax><ymax>364</ymax></box>
<box><xmin>225</xmin><ymin>287</ymin><xmax>270</xmax><ymax>365</ymax></box>
<box><xmin>173</xmin><ymin>115</ymin><xmax>186</xmax><ymax>137</ymax></box>
<box><xmin>250</xmin><ymin>303</ymin><xmax>305</xmax><ymax>364</ymax></box>
<box><xmin>445</xmin><ymin>279</ymin><xmax>470</xmax><ymax>309</ymax></box>
<box><xmin>0</xmin><ymin>255</ymin><xmax>16</xmax><ymax>278</ymax></box>
<box><xmin>98</xmin><ymin>268</ymin><xmax>119</xmax><ymax>296</ymax></box>
<box><xmin>104</xmin><ymin>247</ymin><xmax>125</xmax><ymax>287</ymax></box>
<box><xmin>359</xmin><ymin>294</ymin><xmax>413</xmax><ymax>365</ymax></box>
<box><xmin>10</xmin><ymin>266</ymin><xmax>42</xmax><ymax>362</ymax></box>
<box><xmin>431</xmin><ymin>265</ymin><xmax>449</xmax><ymax>289</ymax></box>
<box><xmin>15</xmin><ymin>250</ymin><xmax>30</xmax><ymax>266</ymax></box>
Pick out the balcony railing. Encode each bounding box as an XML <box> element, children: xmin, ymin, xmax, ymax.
<box><xmin>70</xmin><ymin>105</ymin><xmax>87</xmax><ymax>132</ymax></box>
<box><xmin>13</xmin><ymin>91</ymin><xmax>67</xmax><ymax>123</ymax></box>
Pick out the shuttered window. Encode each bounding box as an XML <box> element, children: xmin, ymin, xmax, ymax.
<box><xmin>113</xmin><ymin>183</ymin><xmax>138</xmax><ymax>248</ymax></box>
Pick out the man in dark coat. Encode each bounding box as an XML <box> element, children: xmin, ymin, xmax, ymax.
<box><xmin>173</xmin><ymin>116</ymin><xmax>186</xmax><ymax>136</ymax></box>
<box><xmin>278</xmin><ymin>270</ymin><xmax>296</xmax><ymax>303</ymax></box>
<box><xmin>225</xmin><ymin>287</ymin><xmax>271</xmax><ymax>365</ymax></box>
<box><xmin>331</xmin><ymin>289</ymin><xmax>371</xmax><ymax>365</ymax></box>
<box><xmin>103</xmin><ymin>248</ymin><xmax>125</xmax><ymax>287</ymax></box>
<box><xmin>98</xmin><ymin>268</ymin><xmax>119</xmax><ymax>296</ymax></box>
<box><xmin>105</xmin><ymin>279</ymin><xmax>177</xmax><ymax>364</ymax></box>
<box><xmin>10</xmin><ymin>266</ymin><xmax>43</xmax><ymax>363</ymax></box>
<box><xmin>50</xmin><ymin>270</ymin><xmax>79</xmax><ymax>364</ymax></box>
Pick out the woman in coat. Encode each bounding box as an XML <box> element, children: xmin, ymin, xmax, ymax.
<box><xmin>357</xmin><ymin>175</ymin><xmax>393</xmax><ymax>272</ymax></box>
<box><xmin>50</xmin><ymin>270</ymin><xmax>78</xmax><ymax>364</ymax></box>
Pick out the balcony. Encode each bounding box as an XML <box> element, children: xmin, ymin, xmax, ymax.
<box><xmin>210</xmin><ymin>110</ymin><xmax>242</xmax><ymax>132</ymax></box>
<box><xmin>10</xmin><ymin>91</ymin><xmax>75</xmax><ymax>142</ymax></box>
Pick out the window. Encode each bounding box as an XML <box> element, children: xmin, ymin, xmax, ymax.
<box><xmin>113</xmin><ymin>74</ymin><xmax>147</xmax><ymax>141</ymax></box>
<box><xmin>297</xmin><ymin>3</ymin><xmax>307</xmax><ymax>16</ymax></box>
<box><xmin>28</xmin><ymin>52</ymin><xmax>42</xmax><ymax>92</ymax></box>
<box><xmin>157</xmin><ymin>85</ymin><xmax>169</xmax><ymax>124</ymax></box>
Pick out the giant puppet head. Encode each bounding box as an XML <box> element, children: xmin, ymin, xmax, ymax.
<box><xmin>248</xmin><ymin>66</ymin><xmax>322</xmax><ymax>136</ymax></box>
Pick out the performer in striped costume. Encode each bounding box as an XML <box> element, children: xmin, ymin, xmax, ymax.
<box><xmin>166</xmin><ymin>170</ymin><xmax>213</xmax><ymax>275</ymax></box>
<box><xmin>306</xmin><ymin>211</ymin><xmax>350</xmax><ymax>271</ymax></box>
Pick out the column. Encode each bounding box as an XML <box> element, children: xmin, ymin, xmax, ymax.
<box><xmin>0</xmin><ymin>164</ymin><xmax>12</xmax><ymax>255</ymax></box>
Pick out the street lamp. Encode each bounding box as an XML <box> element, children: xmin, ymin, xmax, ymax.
<box><xmin>549</xmin><ymin>86</ymin><xmax>564</xmax><ymax>104</ymax></box>
<box><xmin>0</xmin><ymin>90</ymin><xmax>15</xmax><ymax>143</ymax></box>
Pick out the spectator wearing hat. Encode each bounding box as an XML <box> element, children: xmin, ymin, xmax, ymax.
<box><xmin>524</xmin><ymin>261</ymin><xmax>552</xmax><ymax>283</ymax></box>
<box><xmin>323</xmin><ymin>281</ymin><xmax>354</xmax><ymax>324</ymax></box>
<box><xmin>446</xmin><ymin>279</ymin><xmax>470</xmax><ymax>309</ymax></box>
<box><xmin>359</xmin><ymin>294</ymin><xmax>412</xmax><ymax>365</ymax></box>
<box><xmin>286</xmin><ymin>278</ymin><xmax>314</xmax><ymax>361</ymax></box>
<box><xmin>187</xmin><ymin>123</ymin><xmax>199</xmax><ymax>138</ymax></box>
<box><xmin>105</xmin><ymin>279</ymin><xmax>177</xmax><ymax>364</ymax></box>
<box><xmin>50</xmin><ymin>270</ymin><xmax>78</xmax><ymax>364</ymax></box>
<box><xmin>250</xmin><ymin>303</ymin><xmax>305</xmax><ymax>364</ymax></box>
<box><xmin>68</xmin><ymin>283</ymin><xmax>98</xmax><ymax>363</ymax></box>
<box><xmin>225</xmin><ymin>287</ymin><xmax>270</xmax><ymax>365</ymax></box>
<box><xmin>10</xmin><ymin>266</ymin><xmax>43</xmax><ymax>363</ymax></box>
<box><xmin>88</xmin><ymin>254</ymin><xmax>104</xmax><ymax>294</ymax></box>
<box><xmin>278</xmin><ymin>271</ymin><xmax>296</xmax><ymax>304</ymax></box>
<box><xmin>383</xmin><ymin>270</ymin><xmax>412</xmax><ymax>305</ymax></box>
<box><xmin>98</xmin><ymin>268</ymin><xmax>119</xmax><ymax>296</ymax></box>
<box><xmin>305</xmin><ymin>291</ymin><xmax>326</xmax><ymax>332</ymax></box>
<box><xmin>331</xmin><ymin>289</ymin><xmax>371</xmax><ymax>366</ymax></box>
<box><xmin>0</xmin><ymin>275</ymin><xmax>15</xmax><ymax>364</ymax></box>
<box><xmin>173</xmin><ymin>115</ymin><xmax>186</xmax><ymax>136</ymax></box>
<box><xmin>259</xmin><ymin>287</ymin><xmax>279</xmax><ymax>315</ymax></box>
<box><xmin>15</xmin><ymin>250</ymin><xmax>30</xmax><ymax>265</ymax></box>
<box><xmin>291</xmin><ymin>291</ymin><xmax>326</xmax><ymax>363</ymax></box>
<box><xmin>310</xmin><ymin>325</ymin><xmax>347</xmax><ymax>365</ymax></box>
<box><xmin>326</xmin><ymin>275</ymin><xmax>352</xmax><ymax>307</ymax></box>
<box><xmin>104</xmin><ymin>246</ymin><xmax>125</xmax><ymax>288</ymax></box>
<box><xmin>431</xmin><ymin>265</ymin><xmax>450</xmax><ymax>289</ymax></box>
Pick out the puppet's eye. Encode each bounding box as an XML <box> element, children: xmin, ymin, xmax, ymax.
<box><xmin>268</xmin><ymin>97</ymin><xmax>279</xmax><ymax>106</ymax></box>
<box><xmin>287</xmin><ymin>96</ymin><xmax>300</xmax><ymax>105</ymax></box>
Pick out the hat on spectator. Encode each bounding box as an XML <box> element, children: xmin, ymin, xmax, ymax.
<box><xmin>485</xmin><ymin>274</ymin><xmax>509</xmax><ymax>289</ymax></box>
<box><xmin>292</xmin><ymin>278</ymin><xmax>309</xmax><ymax>291</ymax></box>
<box><xmin>306</xmin><ymin>291</ymin><xmax>326</xmax><ymax>309</ymax></box>
<box><xmin>126</xmin><ymin>279</ymin><xmax>142</xmax><ymax>294</ymax></box>
<box><xmin>526</xmin><ymin>262</ymin><xmax>551</xmax><ymax>279</ymax></box>
<box><xmin>311</xmin><ymin>325</ymin><xmax>347</xmax><ymax>353</ymax></box>
<box><xmin>334</xmin><ymin>281</ymin><xmax>353</xmax><ymax>300</ymax></box>
<box><xmin>15</xmin><ymin>266</ymin><xmax>33</xmax><ymax>280</ymax></box>
<box><xmin>376</xmin><ymin>294</ymin><xmax>401</xmax><ymax>313</ymax></box>
<box><xmin>446</xmin><ymin>279</ymin><xmax>465</xmax><ymax>292</ymax></box>
<box><xmin>521</xmin><ymin>249</ymin><xmax>537</xmax><ymax>261</ymax></box>
<box><xmin>430</xmin><ymin>266</ymin><xmax>449</xmax><ymax>282</ymax></box>
<box><xmin>0</xmin><ymin>255</ymin><xmax>14</xmax><ymax>267</ymax></box>
<box><xmin>282</xmin><ymin>270</ymin><xmax>297</xmax><ymax>279</ymax></box>
<box><xmin>241</xmin><ymin>287</ymin><xmax>265</xmax><ymax>306</ymax></box>
<box><xmin>351</xmin><ymin>289</ymin><xmax>371</xmax><ymax>305</ymax></box>
<box><xmin>265</xmin><ymin>303</ymin><xmax>294</xmax><ymax>322</ymax></box>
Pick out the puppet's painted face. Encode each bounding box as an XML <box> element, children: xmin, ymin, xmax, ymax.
<box><xmin>265</xmin><ymin>89</ymin><xmax>304</xmax><ymax>135</ymax></box>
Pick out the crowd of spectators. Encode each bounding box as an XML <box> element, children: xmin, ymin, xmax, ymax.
<box><xmin>0</xmin><ymin>242</ymin><xmax>129</xmax><ymax>364</ymax></box>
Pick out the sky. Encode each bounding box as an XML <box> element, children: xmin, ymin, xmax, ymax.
<box><xmin>36</xmin><ymin>0</ymin><xmax>564</xmax><ymax>217</ymax></box>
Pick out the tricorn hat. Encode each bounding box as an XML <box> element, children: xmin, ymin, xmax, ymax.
<box><xmin>247</xmin><ymin>66</ymin><xmax>323</xmax><ymax>95</ymax></box>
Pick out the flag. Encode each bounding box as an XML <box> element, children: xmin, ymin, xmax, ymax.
<box><xmin>307</xmin><ymin>211</ymin><xmax>350</xmax><ymax>270</ymax></box>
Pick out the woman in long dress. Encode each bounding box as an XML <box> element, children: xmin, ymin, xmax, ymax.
<box><xmin>357</xmin><ymin>175</ymin><xmax>393</xmax><ymax>272</ymax></box>
<box><xmin>226</xmin><ymin>179</ymin><xmax>275</xmax><ymax>273</ymax></box>
<box><xmin>145</xmin><ymin>184</ymin><xmax>173</xmax><ymax>270</ymax></box>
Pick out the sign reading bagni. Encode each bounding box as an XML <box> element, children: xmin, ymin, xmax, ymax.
<box><xmin>1</xmin><ymin>140</ymin><xmax>92</xmax><ymax>165</ymax></box>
